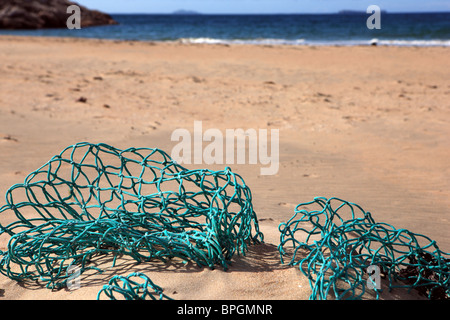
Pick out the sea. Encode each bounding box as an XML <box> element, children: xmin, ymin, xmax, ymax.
<box><xmin>1</xmin><ymin>12</ymin><xmax>449</xmax><ymax>47</ymax></box>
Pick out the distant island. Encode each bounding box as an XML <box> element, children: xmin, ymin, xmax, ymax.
<box><xmin>172</xmin><ymin>10</ymin><xmax>201</xmax><ymax>15</ymax></box>
<box><xmin>338</xmin><ymin>9</ymin><xmax>387</xmax><ymax>14</ymax></box>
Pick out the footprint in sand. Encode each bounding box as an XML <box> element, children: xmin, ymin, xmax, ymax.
<box><xmin>316</xmin><ymin>92</ymin><xmax>332</xmax><ymax>98</ymax></box>
<box><xmin>1</xmin><ymin>134</ymin><xmax>18</xmax><ymax>143</ymax></box>
<box><xmin>278</xmin><ymin>202</ymin><xmax>297</xmax><ymax>208</ymax></box>
<box><xmin>190</xmin><ymin>76</ymin><xmax>205</xmax><ymax>83</ymax></box>
<box><xmin>258</xmin><ymin>218</ymin><xmax>274</xmax><ymax>222</ymax></box>
<box><xmin>302</xmin><ymin>173</ymin><xmax>320</xmax><ymax>178</ymax></box>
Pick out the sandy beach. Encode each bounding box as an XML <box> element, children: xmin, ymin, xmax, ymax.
<box><xmin>0</xmin><ymin>35</ymin><xmax>449</xmax><ymax>300</ymax></box>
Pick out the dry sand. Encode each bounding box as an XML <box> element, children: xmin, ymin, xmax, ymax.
<box><xmin>0</xmin><ymin>36</ymin><xmax>449</xmax><ymax>300</ymax></box>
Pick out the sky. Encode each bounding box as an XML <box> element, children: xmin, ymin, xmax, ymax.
<box><xmin>76</xmin><ymin>0</ymin><xmax>450</xmax><ymax>14</ymax></box>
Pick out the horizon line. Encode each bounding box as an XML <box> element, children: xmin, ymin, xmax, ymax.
<box><xmin>104</xmin><ymin>11</ymin><xmax>450</xmax><ymax>15</ymax></box>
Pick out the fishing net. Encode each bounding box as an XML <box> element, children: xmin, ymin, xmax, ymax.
<box><xmin>278</xmin><ymin>197</ymin><xmax>450</xmax><ymax>300</ymax></box>
<box><xmin>97</xmin><ymin>272</ymin><xmax>172</xmax><ymax>300</ymax></box>
<box><xmin>0</xmin><ymin>142</ymin><xmax>263</xmax><ymax>290</ymax></box>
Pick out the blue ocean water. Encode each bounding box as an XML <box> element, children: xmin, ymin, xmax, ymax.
<box><xmin>1</xmin><ymin>12</ymin><xmax>449</xmax><ymax>46</ymax></box>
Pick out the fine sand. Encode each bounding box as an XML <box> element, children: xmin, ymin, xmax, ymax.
<box><xmin>0</xmin><ymin>36</ymin><xmax>449</xmax><ymax>300</ymax></box>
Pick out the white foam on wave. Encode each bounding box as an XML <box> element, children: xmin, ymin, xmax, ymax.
<box><xmin>376</xmin><ymin>39</ymin><xmax>450</xmax><ymax>47</ymax></box>
<box><xmin>179</xmin><ymin>37</ymin><xmax>306</xmax><ymax>46</ymax></box>
<box><xmin>178</xmin><ymin>37</ymin><xmax>450</xmax><ymax>47</ymax></box>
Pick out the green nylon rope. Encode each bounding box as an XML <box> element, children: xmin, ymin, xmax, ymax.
<box><xmin>278</xmin><ymin>197</ymin><xmax>450</xmax><ymax>300</ymax></box>
<box><xmin>97</xmin><ymin>272</ymin><xmax>173</xmax><ymax>300</ymax></box>
<box><xmin>0</xmin><ymin>142</ymin><xmax>263</xmax><ymax>290</ymax></box>
<box><xmin>2</xmin><ymin>143</ymin><xmax>448</xmax><ymax>300</ymax></box>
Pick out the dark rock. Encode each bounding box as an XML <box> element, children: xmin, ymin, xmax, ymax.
<box><xmin>0</xmin><ymin>0</ymin><xmax>117</xmax><ymax>29</ymax></box>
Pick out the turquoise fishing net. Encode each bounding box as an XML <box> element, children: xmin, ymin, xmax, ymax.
<box><xmin>2</xmin><ymin>142</ymin><xmax>448</xmax><ymax>300</ymax></box>
<box><xmin>0</xmin><ymin>142</ymin><xmax>263</xmax><ymax>290</ymax></box>
<box><xmin>97</xmin><ymin>272</ymin><xmax>173</xmax><ymax>300</ymax></box>
<box><xmin>278</xmin><ymin>197</ymin><xmax>450</xmax><ymax>300</ymax></box>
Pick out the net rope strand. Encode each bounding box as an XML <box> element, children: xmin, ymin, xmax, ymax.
<box><xmin>278</xmin><ymin>197</ymin><xmax>450</xmax><ymax>300</ymax></box>
<box><xmin>97</xmin><ymin>272</ymin><xmax>173</xmax><ymax>300</ymax></box>
<box><xmin>0</xmin><ymin>142</ymin><xmax>263</xmax><ymax>290</ymax></box>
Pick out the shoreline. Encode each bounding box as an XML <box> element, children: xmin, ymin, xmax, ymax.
<box><xmin>1</xmin><ymin>34</ymin><xmax>450</xmax><ymax>48</ymax></box>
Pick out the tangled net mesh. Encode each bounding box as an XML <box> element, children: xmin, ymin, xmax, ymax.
<box><xmin>0</xmin><ymin>142</ymin><xmax>263</xmax><ymax>290</ymax></box>
<box><xmin>97</xmin><ymin>272</ymin><xmax>173</xmax><ymax>300</ymax></box>
<box><xmin>278</xmin><ymin>197</ymin><xmax>450</xmax><ymax>300</ymax></box>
